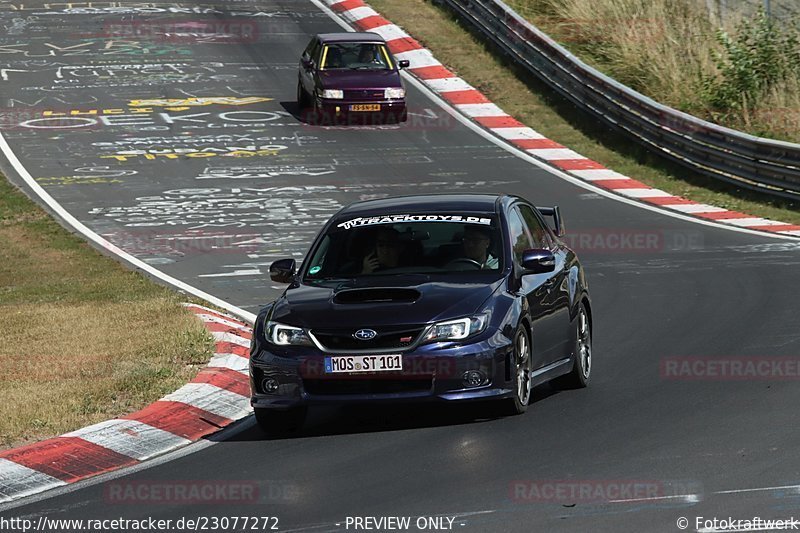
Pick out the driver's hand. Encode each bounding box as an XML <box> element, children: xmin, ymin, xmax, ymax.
<box><xmin>362</xmin><ymin>252</ymin><xmax>379</xmax><ymax>273</ymax></box>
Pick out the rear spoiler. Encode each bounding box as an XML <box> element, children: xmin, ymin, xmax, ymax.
<box><xmin>536</xmin><ymin>206</ymin><xmax>565</xmax><ymax>237</ymax></box>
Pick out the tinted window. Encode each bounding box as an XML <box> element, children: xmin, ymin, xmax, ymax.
<box><xmin>304</xmin><ymin>218</ymin><xmax>503</xmax><ymax>279</ymax></box>
<box><xmin>302</xmin><ymin>38</ymin><xmax>316</xmax><ymax>58</ymax></box>
<box><xmin>518</xmin><ymin>205</ymin><xmax>550</xmax><ymax>248</ymax></box>
<box><xmin>507</xmin><ymin>209</ymin><xmax>532</xmax><ymax>265</ymax></box>
<box><xmin>310</xmin><ymin>40</ymin><xmax>323</xmax><ymax>64</ymax></box>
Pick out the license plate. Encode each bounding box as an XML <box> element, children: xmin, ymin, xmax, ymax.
<box><xmin>349</xmin><ymin>104</ymin><xmax>381</xmax><ymax>112</ymax></box>
<box><xmin>325</xmin><ymin>354</ymin><xmax>403</xmax><ymax>373</ymax></box>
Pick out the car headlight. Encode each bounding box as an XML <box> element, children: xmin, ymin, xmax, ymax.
<box><xmin>422</xmin><ymin>314</ymin><xmax>488</xmax><ymax>343</ymax></box>
<box><xmin>384</xmin><ymin>87</ymin><xmax>405</xmax><ymax>99</ymax></box>
<box><xmin>266</xmin><ymin>321</ymin><xmax>313</xmax><ymax>346</ymax></box>
<box><xmin>319</xmin><ymin>89</ymin><xmax>343</xmax><ymax>99</ymax></box>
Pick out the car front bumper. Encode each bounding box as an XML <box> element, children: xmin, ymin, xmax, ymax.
<box><xmin>316</xmin><ymin>98</ymin><xmax>407</xmax><ymax>120</ymax></box>
<box><xmin>249</xmin><ymin>333</ymin><xmax>514</xmax><ymax>410</ymax></box>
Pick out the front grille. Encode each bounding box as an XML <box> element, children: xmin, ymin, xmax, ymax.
<box><xmin>310</xmin><ymin>326</ymin><xmax>425</xmax><ymax>351</ymax></box>
<box><xmin>343</xmin><ymin>89</ymin><xmax>385</xmax><ymax>100</ymax></box>
<box><xmin>304</xmin><ymin>378</ymin><xmax>432</xmax><ymax>395</ymax></box>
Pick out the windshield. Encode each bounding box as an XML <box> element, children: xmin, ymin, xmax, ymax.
<box><xmin>303</xmin><ymin>216</ymin><xmax>504</xmax><ymax>279</ymax></box>
<box><xmin>320</xmin><ymin>42</ymin><xmax>394</xmax><ymax>70</ymax></box>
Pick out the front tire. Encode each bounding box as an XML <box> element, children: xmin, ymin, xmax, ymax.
<box><xmin>498</xmin><ymin>326</ymin><xmax>532</xmax><ymax>416</ymax></box>
<box><xmin>254</xmin><ymin>407</ymin><xmax>307</xmax><ymax>435</ymax></box>
<box><xmin>553</xmin><ymin>302</ymin><xmax>591</xmax><ymax>389</ymax></box>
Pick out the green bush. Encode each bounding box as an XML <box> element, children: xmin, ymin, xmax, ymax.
<box><xmin>700</xmin><ymin>8</ymin><xmax>800</xmax><ymax>113</ymax></box>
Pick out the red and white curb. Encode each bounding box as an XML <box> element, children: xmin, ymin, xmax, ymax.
<box><xmin>325</xmin><ymin>0</ymin><xmax>800</xmax><ymax>238</ymax></box>
<box><xmin>0</xmin><ymin>304</ymin><xmax>253</xmax><ymax>504</ymax></box>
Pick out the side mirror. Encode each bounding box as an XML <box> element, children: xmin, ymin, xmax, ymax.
<box><xmin>521</xmin><ymin>249</ymin><xmax>556</xmax><ymax>274</ymax></box>
<box><xmin>269</xmin><ymin>258</ymin><xmax>297</xmax><ymax>283</ymax></box>
<box><xmin>398</xmin><ymin>59</ymin><xmax>410</xmax><ymax>69</ymax></box>
<box><xmin>301</xmin><ymin>57</ymin><xmax>315</xmax><ymax>70</ymax></box>
<box><xmin>536</xmin><ymin>205</ymin><xmax>565</xmax><ymax>237</ymax></box>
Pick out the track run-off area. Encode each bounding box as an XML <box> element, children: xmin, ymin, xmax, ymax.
<box><xmin>2</xmin><ymin>0</ymin><xmax>800</xmax><ymax>531</ymax></box>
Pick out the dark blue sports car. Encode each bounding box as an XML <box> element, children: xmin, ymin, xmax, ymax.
<box><xmin>249</xmin><ymin>194</ymin><xmax>592</xmax><ymax>431</ymax></box>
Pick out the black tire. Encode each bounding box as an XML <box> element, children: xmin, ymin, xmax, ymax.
<box><xmin>254</xmin><ymin>407</ymin><xmax>307</xmax><ymax>435</ymax></box>
<box><xmin>296</xmin><ymin>81</ymin><xmax>309</xmax><ymax>110</ymax></box>
<box><xmin>498</xmin><ymin>325</ymin><xmax>532</xmax><ymax>416</ymax></box>
<box><xmin>552</xmin><ymin>302</ymin><xmax>591</xmax><ymax>389</ymax></box>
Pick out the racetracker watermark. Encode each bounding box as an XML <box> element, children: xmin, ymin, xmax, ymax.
<box><xmin>0</xmin><ymin>108</ymin><xmax>99</xmax><ymax>131</ymax></box>
<box><xmin>298</xmin><ymin>106</ymin><xmax>458</xmax><ymax>131</ymax></box>
<box><xmin>510</xmin><ymin>479</ymin><xmax>702</xmax><ymax>503</ymax></box>
<box><xmin>661</xmin><ymin>357</ymin><xmax>800</xmax><ymax>381</ymax></box>
<box><xmin>103</xmin><ymin>480</ymin><xmax>298</xmax><ymax>505</ymax></box>
<box><xmin>562</xmin><ymin>229</ymin><xmax>704</xmax><ymax>253</ymax></box>
<box><xmin>98</xmin><ymin>19</ymin><xmax>259</xmax><ymax>43</ymax></box>
<box><xmin>101</xmin><ymin>229</ymin><xmax>265</xmax><ymax>257</ymax></box>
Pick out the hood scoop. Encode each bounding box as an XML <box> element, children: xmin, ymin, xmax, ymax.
<box><xmin>334</xmin><ymin>288</ymin><xmax>421</xmax><ymax>304</ymax></box>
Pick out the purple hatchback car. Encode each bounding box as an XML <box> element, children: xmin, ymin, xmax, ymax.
<box><xmin>297</xmin><ymin>32</ymin><xmax>410</xmax><ymax>123</ymax></box>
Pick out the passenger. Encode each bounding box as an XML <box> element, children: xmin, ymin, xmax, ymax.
<box><xmin>357</xmin><ymin>44</ymin><xmax>383</xmax><ymax>66</ymax></box>
<box><xmin>460</xmin><ymin>225</ymin><xmax>499</xmax><ymax>269</ymax></box>
<box><xmin>361</xmin><ymin>227</ymin><xmax>403</xmax><ymax>273</ymax></box>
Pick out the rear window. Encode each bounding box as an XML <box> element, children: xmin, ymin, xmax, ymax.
<box><xmin>320</xmin><ymin>42</ymin><xmax>394</xmax><ymax>70</ymax></box>
<box><xmin>304</xmin><ymin>214</ymin><xmax>504</xmax><ymax>279</ymax></box>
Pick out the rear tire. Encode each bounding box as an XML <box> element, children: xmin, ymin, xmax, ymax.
<box><xmin>498</xmin><ymin>326</ymin><xmax>532</xmax><ymax>416</ymax></box>
<box><xmin>254</xmin><ymin>407</ymin><xmax>307</xmax><ymax>435</ymax></box>
<box><xmin>296</xmin><ymin>81</ymin><xmax>309</xmax><ymax>109</ymax></box>
<box><xmin>552</xmin><ymin>302</ymin><xmax>591</xmax><ymax>389</ymax></box>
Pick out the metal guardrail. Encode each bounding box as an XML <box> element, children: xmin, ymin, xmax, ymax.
<box><xmin>437</xmin><ymin>0</ymin><xmax>800</xmax><ymax>200</ymax></box>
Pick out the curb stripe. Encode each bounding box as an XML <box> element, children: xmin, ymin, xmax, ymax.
<box><xmin>213</xmin><ymin>342</ymin><xmax>250</xmax><ymax>357</ymax></box>
<box><xmin>212</xmin><ymin>330</ymin><xmax>251</xmax><ymax>348</ymax></box>
<box><xmin>353</xmin><ymin>15</ymin><xmax>391</xmax><ymax>30</ymax></box>
<box><xmin>205</xmin><ymin>322</ymin><xmax>253</xmax><ymax>340</ymax></box>
<box><xmin>410</xmin><ymin>65</ymin><xmax>454</xmax><ymax>80</ymax></box>
<box><xmin>191</xmin><ymin>368</ymin><xmax>251</xmax><ymax>397</ymax></box>
<box><xmin>62</xmin><ymin>420</ymin><xmax>191</xmax><ymax>462</ymax></box>
<box><xmin>551</xmin><ymin>159</ymin><xmax>607</xmax><ymax>171</ymax></box>
<box><xmin>366</xmin><ymin>24</ymin><xmax>408</xmax><ymax>41</ymax></box>
<box><xmin>208</xmin><ymin>353</ymin><xmax>250</xmax><ymax>371</ymax></box>
<box><xmin>1</xmin><ymin>438</ymin><xmax>138</xmax><ymax>483</ymax></box>
<box><xmin>441</xmin><ymin>89</ymin><xmax>490</xmax><ymax>105</ymax></box>
<box><xmin>161</xmin><ymin>383</ymin><xmax>252</xmax><ymax>421</ymax></box>
<box><xmin>512</xmin><ymin>138</ymin><xmax>564</xmax><ymax>150</ymax></box>
<box><xmin>123</xmin><ymin>401</ymin><xmax>233</xmax><ymax>441</ymax></box>
<box><xmin>0</xmin><ymin>460</ymin><xmax>66</xmax><ymax>503</ymax></box>
<box><xmin>386</xmin><ymin>37</ymin><xmax>424</xmax><ymax>55</ymax></box>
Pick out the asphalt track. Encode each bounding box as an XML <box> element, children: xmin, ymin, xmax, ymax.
<box><xmin>2</xmin><ymin>0</ymin><xmax>800</xmax><ymax>531</ymax></box>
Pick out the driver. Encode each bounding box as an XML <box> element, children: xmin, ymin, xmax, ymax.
<box><xmin>460</xmin><ymin>225</ymin><xmax>499</xmax><ymax>269</ymax></box>
<box><xmin>361</xmin><ymin>227</ymin><xmax>403</xmax><ymax>273</ymax></box>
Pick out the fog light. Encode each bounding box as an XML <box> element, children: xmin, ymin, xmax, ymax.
<box><xmin>261</xmin><ymin>378</ymin><xmax>279</xmax><ymax>393</ymax></box>
<box><xmin>463</xmin><ymin>370</ymin><xmax>486</xmax><ymax>388</ymax></box>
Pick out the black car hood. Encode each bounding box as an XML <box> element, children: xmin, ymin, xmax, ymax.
<box><xmin>271</xmin><ymin>277</ymin><xmax>504</xmax><ymax>329</ymax></box>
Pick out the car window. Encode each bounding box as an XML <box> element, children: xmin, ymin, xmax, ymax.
<box><xmin>507</xmin><ymin>208</ymin><xmax>533</xmax><ymax>265</ymax></box>
<box><xmin>302</xmin><ymin>38</ymin><xmax>316</xmax><ymax>59</ymax></box>
<box><xmin>320</xmin><ymin>43</ymin><xmax>393</xmax><ymax>70</ymax></box>
<box><xmin>310</xmin><ymin>40</ymin><xmax>323</xmax><ymax>65</ymax></box>
<box><xmin>518</xmin><ymin>204</ymin><xmax>550</xmax><ymax>249</ymax></box>
<box><xmin>303</xmin><ymin>217</ymin><xmax>504</xmax><ymax>279</ymax></box>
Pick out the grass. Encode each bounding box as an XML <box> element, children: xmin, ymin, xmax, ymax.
<box><xmin>0</xmin><ymin>176</ymin><xmax>215</xmax><ymax>449</ymax></box>
<box><xmin>370</xmin><ymin>0</ymin><xmax>800</xmax><ymax>223</ymax></box>
<box><xmin>505</xmin><ymin>0</ymin><xmax>800</xmax><ymax>143</ymax></box>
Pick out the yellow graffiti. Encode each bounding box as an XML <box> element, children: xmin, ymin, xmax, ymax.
<box><xmin>128</xmin><ymin>97</ymin><xmax>273</xmax><ymax>108</ymax></box>
<box><xmin>100</xmin><ymin>149</ymin><xmax>283</xmax><ymax>162</ymax></box>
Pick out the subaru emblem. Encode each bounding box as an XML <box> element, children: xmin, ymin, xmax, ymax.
<box><xmin>353</xmin><ymin>329</ymin><xmax>377</xmax><ymax>340</ymax></box>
